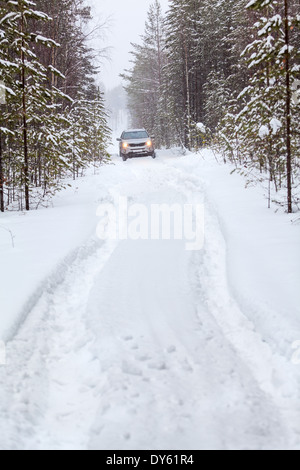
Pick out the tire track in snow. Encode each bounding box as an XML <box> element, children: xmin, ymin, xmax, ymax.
<box><xmin>0</xmin><ymin>154</ymin><xmax>297</xmax><ymax>449</ymax></box>
<box><xmin>82</xmin><ymin>157</ymin><xmax>290</xmax><ymax>449</ymax></box>
<box><xmin>162</xmin><ymin>155</ymin><xmax>300</xmax><ymax>448</ymax></box>
<box><xmin>0</xmin><ymin>237</ymin><xmax>120</xmax><ymax>450</ymax></box>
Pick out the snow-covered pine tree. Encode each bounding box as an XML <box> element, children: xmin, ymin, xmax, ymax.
<box><xmin>67</xmin><ymin>86</ymin><xmax>111</xmax><ymax>179</ymax></box>
<box><xmin>0</xmin><ymin>0</ymin><xmax>18</xmax><ymax>212</ymax></box>
<box><xmin>145</xmin><ymin>0</ymin><xmax>169</xmax><ymax>147</ymax></box>
<box><xmin>236</xmin><ymin>6</ymin><xmax>286</xmax><ymax>197</ymax></box>
<box><xmin>163</xmin><ymin>0</ymin><xmax>249</xmax><ymax>148</ymax></box>
<box><xmin>281</xmin><ymin>0</ymin><xmax>300</xmax><ymax>213</ymax></box>
<box><xmin>122</xmin><ymin>0</ymin><xmax>167</xmax><ymax>147</ymax></box>
<box><xmin>203</xmin><ymin>70</ymin><xmax>231</xmax><ymax>134</ymax></box>
<box><xmin>0</xmin><ymin>0</ymin><xmax>73</xmax><ymax>210</ymax></box>
<box><xmin>201</xmin><ymin>0</ymin><xmax>252</xmax><ymax>134</ymax></box>
<box><xmin>0</xmin><ymin>0</ymin><xmax>111</xmax><ymax>211</ymax></box>
<box><xmin>222</xmin><ymin>0</ymin><xmax>300</xmax><ymax>212</ymax></box>
<box><xmin>34</xmin><ymin>0</ymin><xmax>97</xmax><ymax>103</ymax></box>
<box><xmin>164</xmin><ymin>0</ymin><xmax>196</xmax><ymax>149</ymax></box>
<box><xmin>123</xmin><ymin>0</ymin><xmax>255</xmax><ymax>151</ymax></box>
<box><xmin>87</xmin><ymin>87</ymin><xmax>111</xmax><ymax>168</ymax></box>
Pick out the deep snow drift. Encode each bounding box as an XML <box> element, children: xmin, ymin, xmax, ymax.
<box><xmin>0</xmin><ymin>149</ymin><xmax>299</xmax><ymax>450</ymax></box>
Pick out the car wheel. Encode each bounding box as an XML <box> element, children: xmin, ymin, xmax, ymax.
<box><xmin>122</xmin><ymin>155</ymin><xmax>127</xmax><ymax>162</ymax></box>
<box><xmin>152</xmin><ymin>152</ymin><xmax>156</xmax><ymax>159</ymax></box>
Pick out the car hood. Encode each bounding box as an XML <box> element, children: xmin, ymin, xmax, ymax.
<box><xmin>124</xmin><ymin>138</ymin><xmax>149</xmax><ymax>144</ymax></box>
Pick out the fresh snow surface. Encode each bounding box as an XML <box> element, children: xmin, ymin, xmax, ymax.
<box><xmin>0</xmin><ymin>148</ymin><xmax>300</xmax><ymax>450</ymax></box>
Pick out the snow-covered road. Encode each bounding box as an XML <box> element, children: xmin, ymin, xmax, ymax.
<box><xmin>0</xmin><ymin>151</ymin><xmax>300</xmax><ymax>450</ymax></box>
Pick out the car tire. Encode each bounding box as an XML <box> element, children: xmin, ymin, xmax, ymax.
<box><xmin>122</xmin><ymin>155</ymin><xmax>127</xmax><ymax>162</ymax></box>
<box><xmin>152</xmin><ymin>152</ymin><xmax>156</xmax><ymax>159</ymax></box>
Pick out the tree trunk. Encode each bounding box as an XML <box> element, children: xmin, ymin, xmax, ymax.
<box><xmin>284</xmin><ymin>0</ymin><xmax>292</xmax><ymax>214</ymax></box>
<box><xmin>183</xmin><ymin>40</ymin><xmax>192</xmax><ymax>151</ymax></box>
<box><xmin>21</xmin><ymin>12</ymin><xmax>30</xmax><ymax>211</ymax></box>
<box><xmin>0</xmin><ymin>129</ymin><xmax>4</xmax><ymax>212</ymax></box>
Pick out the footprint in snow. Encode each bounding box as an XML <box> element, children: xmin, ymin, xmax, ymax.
<box><xmin>166</xmin><ymin>345</ymin><xmax>177</xmax><ymax>354</ymax></box>
<box><xmin>123</xmin><ymin>335</ymin><xmax>134</xmax><ymax>342</ymax></box>
<box><xmin>182</xmin><ymin>359</ymin><xmax>194</xmax><ymax>373</ymax></box>
<box><xmin>148</xmin><ymin>361</ymin><xmax>168</xmax><ymax>371</ymax></box>
<box><xmin>135</xmin><ymin>354</ymin><xmax>151</xmax><ymax>362</ymax></box>
<box><xmin>122</xmin><ymin>361</ymin><xmax>143</xmax><ymax>377</ymax></box>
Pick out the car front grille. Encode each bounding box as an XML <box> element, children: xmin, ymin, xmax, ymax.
<box><xmin>129</xmin><ymin>142</ymin><xmax>146</xmax><ymax>148</ymax></box>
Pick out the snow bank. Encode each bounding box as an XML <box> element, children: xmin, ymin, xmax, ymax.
<box><xmin>171</xmin><ymin>149</ymin><xmax>300</xmax><ymax>356</ymax></box>
<box><xmin>0</xmin><ymin>164</ymin><xmax>121</xmax><ymax>341</ymax></box>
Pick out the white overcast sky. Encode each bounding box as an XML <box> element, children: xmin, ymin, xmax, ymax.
<box><xmin>88</xmin><ymin>0</ymin><xmax>169</xmax><ymax>91</ymax></box>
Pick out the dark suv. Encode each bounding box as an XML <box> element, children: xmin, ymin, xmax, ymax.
<box><xmin>117</xmin><ymin>129</ymin><xmax>156</xmax><ymax>161</ymax></box>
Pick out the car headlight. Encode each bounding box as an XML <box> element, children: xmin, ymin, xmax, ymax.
<box><xmin>122</xmin><ymin>142</ymin><xmax>129</xmax><ymax>149</ymax></box>
<box><xmin>146</xmin><ymin>140</ymin><xmax>152</xmax><ymax>147</ymax></box>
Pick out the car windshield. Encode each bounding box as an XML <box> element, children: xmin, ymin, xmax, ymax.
<box><xmin>123</xmin><ymin>131</ymin><xmax>148</xmax><ymax>140</ymax></box>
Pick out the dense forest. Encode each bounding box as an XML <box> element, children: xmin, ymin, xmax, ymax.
<box><xmin>1</xmin><ymin>0</ymin><xmax>299</xmax><ymax>213</ymax></box>
<box><xmin>0</xmin><ymin>0</ymin><xmax>110</xmax><ymax>212</ymax></box>
<box><xmin>123</xmin><ymin>0</ymin><xmax>300</xmax><ymax>213</ymax></box>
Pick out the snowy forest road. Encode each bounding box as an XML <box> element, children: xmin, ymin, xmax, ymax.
<box><xmin>0</xmin><ymin>151</ymin><xmax>299</xmax><ymax>450</ymax></box>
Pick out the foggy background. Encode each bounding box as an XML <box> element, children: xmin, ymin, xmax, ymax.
<box><xmin>88</xmin><ymin>0</ymin><xmax>169</xmax><ymax>91</ymax></box>
<box><xmin>87</xmin><ymin>0</ymin><xmax>169</xmax><ymax>134</ymax></box>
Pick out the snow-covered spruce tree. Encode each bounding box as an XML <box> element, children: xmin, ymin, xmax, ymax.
<box><xmin>0</xmin><ymin>0</ymin><xmax>18</xmax><ymax>212</ymax></box>
<box><xmin>35</xmin><ymin>0</ymin><xmax>99</xmax><ymax>103</ymax></box>
<box><xmin>199</xmin><ymin>0</ymin><xmax>242</xmax><ymax>133</ymax></box>
<box><xmin>164</xmin><ymin>0</ymin><xmax>197</xmax><ymax>149</ymax></box>
<box><xmin>0</xmin><ymin>0</ymin><xmax>111</xmax><ymax>211</ymax></box>
<box><xmin>164</xmin><ymin>0</ymin><xmax>247</xmax><ymax>149</ymax></box>
<box><xmin>66</xmin><ymin>86</ymin><xmax>111</xmax><ymax>180</ymax></box>
<box><xmin>122</xmin><ymin>0</ymin><xmax>168</xmax><ymax>147</ymax></box>
<box><xmin>203</xmin><ymin>71</ymin><xmax>231</xmax><ymax>134</ymax></box>
<box><xmin>122</xmin><ymin>0</ymin><xmax>253</xmax><ymax>151</ymax></box>
<box><xmin>0</xmin><ymin>0</ymin><xmax>30</xmax><ymax>211</ymax></box>
<box><xmin>87</xmin><ymin>87</ymin><xmax>111</xmax><ymax>168</ymax></box>
<box><xmin>122</xmin><ymin>40</ymin><xmax>153</xmax><ymax>132</ymax></box>
<box><xmin>0</xmin><ymin>0</ymin><xmax>73</xmax><ymax>210</ymax></box>
<box><xmin>220</xmin><ymin>0</ymin><xmax>299</xmax><ymax>212</ymax></box>
<box><xmin>226</xmin><ymin>0</ymin><xmax>255</xmax><ymax>93</ymax></box>
<box><xmin>237</xmin><ymin>10</ymin><xmax>287</xmax><ymax>195</ymax></box>
<box><xmin>281</xmin><ymin>0</ymin><xmax>300</xmax><ymax>213</ymax></box>
<box><xmin>66</xmin><ymin>96</ymin><xmax>90</xmax><ymax>181</ymax></box>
